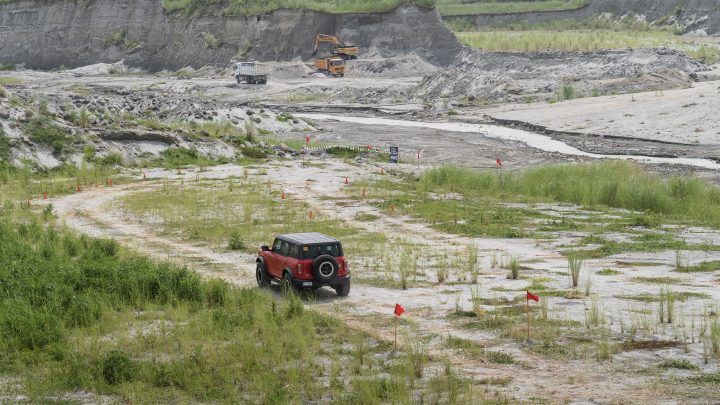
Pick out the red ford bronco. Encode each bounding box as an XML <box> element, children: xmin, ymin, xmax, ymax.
<box><xmin>256</xmin><ymin>233</ymin><xmax>351</xmax><ymax>296</ymax></box>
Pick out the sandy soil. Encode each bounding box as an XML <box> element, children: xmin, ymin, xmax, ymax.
<box><xmin>481</xmin><ymin>79</ymin><xmax>720</xmax><ymax>146</ymax></box>
<box><xmin>43</xmin><ymin>159</ymin><xmax>720</xmax><ymax>403</ymax></box>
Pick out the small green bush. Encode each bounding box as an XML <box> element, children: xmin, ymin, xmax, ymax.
<box><xmin>89</xmin><ymin>238</ymin><xmax>119</xmax><ymax>257</ymax></box>
<box><xmin>0</xmin><ymin>85</ymin><xmax>6</xmax><ymax>98</ymax></box>
<box><xmin>23</xmin><ymin>116</ymin><xmax>68</xmax><ymax>148</ymax></box>
<box><xmin>228</xmin><ymin>231</ymin><xmax>246</xmax><ymax>250</ymax></box>
<box><xmin>102</xmin><ymin>350</ymin><xmax>134</xmax><ymax>385</ymax></box>
<box><xmin>99</xmin><ymin>152</ymin><xmax>124</xmax><ymax>166</ymax></box>
<box><xmin>242</xmin><ymin>146</ymin><xmax>269</xmax><ymax>159</ymax></box>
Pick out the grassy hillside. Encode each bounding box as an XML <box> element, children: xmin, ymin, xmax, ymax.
<box><xmin>162</xmin><ymin>0</ymin><xmax>434</xmax><ymax>15</ymax></box>
<box><xmin>437</xmin><ymin>0</ymin><xmax>590</xmax><ymax>16</ymax></box>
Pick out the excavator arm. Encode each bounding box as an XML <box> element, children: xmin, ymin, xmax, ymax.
<box><xmin>312</xmin><ymin>34</ymin><xmax>340</xmax><ymax>56</ymax></box>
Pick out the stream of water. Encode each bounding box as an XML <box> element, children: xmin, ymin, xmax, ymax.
<box><xmin>296</xmin><ymin>114</ymin><xmax>720</xmax><ymax>171</ymax></box>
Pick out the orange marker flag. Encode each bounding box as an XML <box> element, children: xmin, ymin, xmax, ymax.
<box><xmin>527</xmin><ymin>291</ymin><xmax>540</xmax><ymax>302</ymax></box>
<box><xmin>394</xmin><ymin>303</ymin><xmax>406</xmax><ymax>317</ymax></box>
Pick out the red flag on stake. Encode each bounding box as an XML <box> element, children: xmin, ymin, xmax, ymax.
<box><xmin>393</xmin><ymin>303</ymin><xmax>405</xmax><ymax>350</ymax></box>
<box><xmin>526</xmin><ymin>290</ymin><xmax>539</xmax><ymax>342</ymax></box>
<box><xmin>305</xmin><ymin>135</ymin><xmax>310</xmax><ymax>144</ymax></box>
<box><xmin>496</xmin><ymin>158</ymin><xmax>503</xmax><ymax>167</ymax></box>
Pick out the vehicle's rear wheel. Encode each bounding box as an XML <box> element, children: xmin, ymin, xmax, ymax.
<box><xmin>334</xmin><ymin>280</ymin><xmax>351</xmax><ymax>297</ymax></box>
<box><xmin>256</xmin><ymin>262</ymin><xmax>270</xmax><ymax>288</ymax></box>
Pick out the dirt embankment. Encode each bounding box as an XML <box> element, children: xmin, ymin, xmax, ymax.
<box><xmin>414</xmin><ymin>47</ymin><xmax>706</xmax><ymax>103</ymax></box>
<box><xmin>444</xmin><ymin>0</ymin><xmax>720</xmax><ymax>35</ymax></box>
<box><xmin>0</xmin><ymin>1</ymin><xmax>461</xmax><ymax>71</ymax></box>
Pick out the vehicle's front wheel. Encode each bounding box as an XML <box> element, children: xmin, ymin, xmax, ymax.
<box><xmin>334</xmin><ymin>279</ymin><xmax>351</xmax><ymax>297</ymax></box>
<box><xmin>282</xmin><ymin>272</ymin><xmax>296</xmax><ymax>295</ymax></box>
<box><xmin>256</xmin><ymin>262</ymin><xmax>270</xmax><ymax>288</ymax></box>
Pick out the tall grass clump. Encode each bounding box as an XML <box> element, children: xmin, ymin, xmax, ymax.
<box><xmin>568</xmin><ymin>257</ymin><xmax>583</xmax><ymax>288</ymax></box>
<box><xmin>507</xmin><ymin>256</ymin><xmax>520</xmax><ymax>280</ymax></box>
<box><xmin>420</xmin><ymin>161</ymin><xmax>720</xmax><ymax>228</ymax></box>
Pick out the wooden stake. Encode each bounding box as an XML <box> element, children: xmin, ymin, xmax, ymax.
<box><xmin>394</xmin><ymin>315</ymin><xmax>398</xmax><ymax>351</ymax></box>
<box><xmin>526</xmin><ymin>296</ymin><xmax>531</xmax><ymax>343</ymax></box>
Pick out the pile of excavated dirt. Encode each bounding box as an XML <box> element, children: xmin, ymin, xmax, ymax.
<box><xmin>414</xmin><ymin>47</ymin><xmax>706</xmax><ymax>103</ymax></box>
<box><xmin>346</xmin><ymin>54</ymin><xmax>440</xmax><ymax>78</ymax></box>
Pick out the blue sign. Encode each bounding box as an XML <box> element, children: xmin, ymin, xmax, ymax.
<box><xmin>389</xmin><ymin>146</ymin><xmax>399</xmax><ymax>164</ymax></box>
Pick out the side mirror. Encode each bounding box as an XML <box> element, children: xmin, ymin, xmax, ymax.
<box><xmin>261</xmin><ymin>245</ymin><xmax>270</xmax><ymax>252</ymax></box>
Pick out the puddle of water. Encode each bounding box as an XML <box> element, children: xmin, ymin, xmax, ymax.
<box><xmin>297</xmin><ymin>114</ymin><xmax>720</xmax><ymax>171</ymax></box>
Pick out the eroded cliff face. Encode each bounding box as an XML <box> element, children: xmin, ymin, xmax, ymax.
<box><xmin>0</xmin><ymin>1</ymin><xmax>462</xmax><ymax>71</ymax></box>
<box><xmin>445</xmin><ymin>0</ymin><xmax>720</xmax><ymax>34</ymax></box>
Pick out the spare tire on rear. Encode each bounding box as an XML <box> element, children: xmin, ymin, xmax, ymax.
<box><xmin>312</xmin><ymin>254</ymin><xmax>339</xmax><ymax>283</ymax></box>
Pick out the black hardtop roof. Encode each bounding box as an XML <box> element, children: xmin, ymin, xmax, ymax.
<box><xmin>278</xmin><ymin>233</ymin><xmax>340</xmax><ymax>245</ymax></box>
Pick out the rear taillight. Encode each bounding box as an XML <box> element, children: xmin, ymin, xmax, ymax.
<box><xmin>297</xmin><ymin>264</ymin><xmax>302</xmax><ymax>274</ymax></box>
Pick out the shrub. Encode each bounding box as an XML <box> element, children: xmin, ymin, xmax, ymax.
<box><xmin>0</xmin><ymin>127</ymin><xmax>10</xmax><ymax>161</ymax></box>
<box><xmin>203</xmin><ymin>33</ymin><xmax>219</xmax><ymax>49</ymax></box>
<box><xmin>89</xmin><ymin>238</ymin><xmax>119</xmax><ymax>257</ymax></box>
<box><xmin>99</xmin><ymin>152</ymin><xmax>124</xmax><ymax>166</ymax></box>
<box><xmin>242</xmin><ymin>146</ymin><xmax>269</xmax><ymax>159</ymax></box>
<box><xmin>23</xmin><ymin>116</ymin><xmax>68</xmax><ymax>147</ymax></box>
<box><xmin>102</xmin><ymin>350</ymin><xmax>133</xmax><ymax>385</ymax></box>
<box><xmin>205</xmin><ymin>279</ymin><xmax>228</xmax><ymax>307</ymax></box>
<box><xmin>0</xmin><ymin>85</ymin><xmax>6</xmax><ymax>98</ymax></box>
<box><xmin>0</xmin><ymin>299</ymin><xmax>64</xmax><ymax>350</ymax></box>
<box><xmin>228</xmin><ymin>231</ymin><xmax>246</xmax><ymax>250</ymax></box>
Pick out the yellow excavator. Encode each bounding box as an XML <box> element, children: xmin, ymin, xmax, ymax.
<box><xmin>312</xmin><ymin>34</ymin><xmax>358</xmax><ymax>60</ymax></box>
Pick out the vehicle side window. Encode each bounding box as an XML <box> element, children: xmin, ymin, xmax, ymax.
<box><xmin>272</xmin><ymin>239</ymin><xmax>282</xmax><ymax>252</ymax></box>
<box><xmin>279</xmin><ymin>241</ymin><xmax>290</xmax><ymax>257</ymax></box>
<box><xmin>289</xmin><ymin>244</ymin><xmax>299</xmax><ymax>259</ymax></box>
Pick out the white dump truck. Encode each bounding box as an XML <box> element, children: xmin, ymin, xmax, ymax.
<box><xmin>234</xmin><ymin>62</ymin><xmax>269</xmax><ymax>84</ymax></box>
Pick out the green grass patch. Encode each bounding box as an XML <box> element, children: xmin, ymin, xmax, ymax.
<box><xmin>22</xmin><ymin>116</ymin><xmax>70</xmax><ymax>156</ymax></box>
<box><xmin>421</xmin><ymin>162</ymin><xmax>720</xmax><ymax>227</ymax></box>
<box><xmin>0</xmin><ymin>76</ymin><xmax>22</xmax><ymax>86</ymax></box>
<box><xmin>615</xmin><ymin>291</ymin><xmax>710</xmax><ymax>303</ymax></box>
<box><xmin>161</xmin><ymin>0</ymin><xmax>434</xmax><ymax>15</ymax></box>
<box><xmin>658</xmin><ymin>359</ymin><xmax>699</xmax><ymax>371</ymax></box>
<box><xmin>675</xmin><ymin>260</ymin><xmax>720</xmax><ymax>273</ymax></box>
<box><xmin>445</xmin><ymin>336</ymin><xmax>514</xmax><ymax>364</ymax></box>
<box><xmin>117</xmin><ymin>178</ymin><xmax>389</xmax><ymax>257</ymax></box>
<box><xmin>596</xmin><ymin>269</ymin><xmax>622</xmax><ymax>276</ymax></box>
<box><xmin>438</xmin><ymin>0</ymin><xmax>589</xmax><ymax>15</ymax></box>
<box><xmin>145</xmin><ymin>147</ymin><xmax>226</xmax><ymax>169</ymax></box>
<box><xmin>631</xmin><ymin>276</ymin><xmax>683</xmax><ymax>285</ymax></box>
